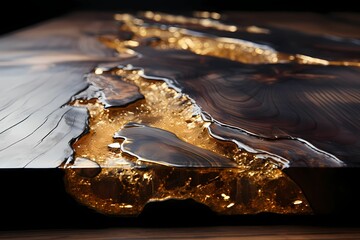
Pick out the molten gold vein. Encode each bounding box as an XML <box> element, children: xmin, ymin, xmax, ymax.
<box><xmin>142</xmin><ymin>11</ymin><xmax>235</xmax><ymax>33</ymax></box>
<box><xmin>113</xmin><ymin>13</ymin><xmax>360</xmax><ymax>67</ymax></box>
<box><xmin>65</xmin><ymin>67</ymin><xmax>311</xmax><ymax>216</ymax></box>
<box><xmin>114</xmin><ymin>14</ymin><xmax>284</xmax><ymax>64</ymax></box>
<box><xmin>294</xmin><ymin>54</ymin><xmax>360</xmax><ymax>67</ymax></box>
<box><xmin>141</xmin><ymin>11</ymin><xmax>270</xmax><ymax>34</ymax></box>
<box><xmin>193</xmin><ymin>11</ymin><xmax>222</xmax><ymax>20</ymax></box>
<box><xmin>71</xmin><ymin>68</ymin><xmax>249</xmax><ymax>166</ymax></box>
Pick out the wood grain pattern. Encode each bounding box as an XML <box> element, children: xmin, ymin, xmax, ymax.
<box><xmin>104</xmin><ymin>12</ymin><xmax>360</xmax><ymax>167</ymax></box>
<box><xmin>86</xmin><ymin>73</ymin><xmax>144</xmax><ymax>108</ymax></box>
<box><xmin>0</xmin><ymin>13</ymin><xmax>120</xmax><ymax>167</ymax></box>
<box><xmin>121</xmin><ymin>48</ymin><xmax>360</xmax><ymax>167</ymax></box>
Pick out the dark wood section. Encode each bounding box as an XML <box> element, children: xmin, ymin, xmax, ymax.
<box><xmin>128</xmin><ymin>48</ymin><xmax>360</xmax><ymax>167</ymax></box>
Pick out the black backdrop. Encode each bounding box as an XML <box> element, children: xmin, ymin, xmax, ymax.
<box><xmin>0</xmin><ymin>0</ymin><xmax>358</xmax><ymax>35</ymax></box>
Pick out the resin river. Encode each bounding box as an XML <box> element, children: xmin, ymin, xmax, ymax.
<box><xmin>1</xmin><ymin>11</ymin><xmax>359</xmax><ymax>216</ymax></box>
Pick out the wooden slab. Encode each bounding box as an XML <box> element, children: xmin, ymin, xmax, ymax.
<box><xmin>0</xmin><ymin>12</ymin><xmax>119</xmax><ymax>167</ymax></box>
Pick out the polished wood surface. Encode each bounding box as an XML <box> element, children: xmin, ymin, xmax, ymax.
<box><xmin>1</xmin><ymin>11</ymin><xmax>359</xmax><ymax>168</ymax></box>
<box><xmin>0</xmin><ymin>12</ymin><xmax>118</xmax><ymax>167</ymax></box>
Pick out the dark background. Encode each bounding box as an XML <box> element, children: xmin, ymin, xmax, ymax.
<box><xmin>0</xmin><ymin>0</ymin><xmax>358</xmax><ymax>35</ymax></box>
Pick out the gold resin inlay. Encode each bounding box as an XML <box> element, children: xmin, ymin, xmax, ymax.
<box><xmin>60</xmin><ymin>12</ymin><xmax>349</xmax><ymax>216</ymax></box>
<box><xmin>64</xmin><ymin>66</ymin><xmax>311</xmax><ymax>215</ymax></box>
<box><xmin>193</xmin><ymin>11</ymin><xmax>221</xmax><ymax>20</ymax></box>
<box><xmin>111</xmin><ymin>13</ymin><xmax>360</xmax><ymax>67</ymax></box>
<box><xmin>113</xmin><ymin>14</ymin><xmax>284</xmax><ymax>64</ymax></box>
<box><xmin>140</xmin><ymin>11</ymin><xmax>271</xmax><ymax>34</ymax></box>
<box><xmin>71</xmin><ymin>68</ymin><xmax>235</xmax><ymax>164</ymax></box>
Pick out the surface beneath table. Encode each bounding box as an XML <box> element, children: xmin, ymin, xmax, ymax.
<box><xmin>2</xmin><ymin>226</ymin><xmax>360</xmax><ymax>240</ymax></box>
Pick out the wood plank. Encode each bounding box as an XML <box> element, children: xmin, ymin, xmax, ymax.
<box><xmin>0</xmin><ymin>12</ymin><xmax>119</xmax><ymax>168</ymax></box>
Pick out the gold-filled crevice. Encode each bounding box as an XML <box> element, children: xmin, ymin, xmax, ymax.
<box><xmin>64</xmin><ymin>66</ymin><xmax>312</xmax><ymax>216</ymax></box>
